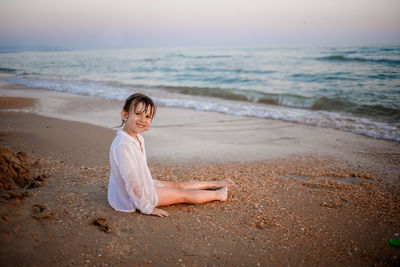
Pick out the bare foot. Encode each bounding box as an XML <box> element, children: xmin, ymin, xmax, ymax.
<box><xmin>224</xmin><ymin>179</ymin><xmax>235</xmax><ymax>187</ymax></box>
<box><xmin>210</xmin><ymin>179</ymin><xmax>235</xmax><ymax>189</ymax></box>
<box><xmin>218</xmin><ymin>187</ymin><xmax>228</xmax><ymax>201</ymax></box>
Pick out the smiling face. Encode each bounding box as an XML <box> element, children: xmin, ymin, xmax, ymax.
<box><xmin>121</xmin><ymin>101</ymin><xmax>154</xmax><ymax>138</ymax></box>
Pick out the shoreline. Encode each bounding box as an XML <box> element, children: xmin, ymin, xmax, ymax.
<box><xmin>0</xmin><ymin>80</ymin><xmax>399</xmax><ymax>265</ymax></box>
<box><xmin>1</xmin><ymin>80</ymin><xmax>399</xmax><ymax>169</ymax></box>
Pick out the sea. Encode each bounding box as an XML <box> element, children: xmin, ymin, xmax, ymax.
<box><xmin>0</xmin><ymin>44</ymin><xmax>399</xmax><ymax>141</ymax></box>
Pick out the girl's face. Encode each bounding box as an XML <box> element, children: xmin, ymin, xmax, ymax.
<box><xmin>121</xmin><ymin>102</ymin><xmax>153</xmax><ymax>138</ymax></box>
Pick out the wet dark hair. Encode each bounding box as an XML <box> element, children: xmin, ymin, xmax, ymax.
<box><xmin>119</xmin><ymin>93</ymin><xmax>156</xmax><ymax>127</ymax></box>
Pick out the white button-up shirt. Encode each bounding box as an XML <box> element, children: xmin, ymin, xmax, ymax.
<box><xmin>108</xmin><ymin>130</ymin><xmax>158</xmax><ymax>214</ymax></box>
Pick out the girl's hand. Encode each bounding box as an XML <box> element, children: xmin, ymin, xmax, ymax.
<box><xmin>152</xmin><ymin>208</ymin><xmax>169</xmax><ymax>217</ymax></box>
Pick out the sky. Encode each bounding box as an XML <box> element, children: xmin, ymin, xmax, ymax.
<box><xmin>0</xmin><ymin>0</ymin><xmax>399</xmax><ymax>49</ymax></box>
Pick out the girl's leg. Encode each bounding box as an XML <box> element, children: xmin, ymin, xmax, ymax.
<box><xmin>156</xmin><ymin>187</ymin><xmax>228</xmax><ymax>207</ymax></box>
<box><xmin>181</xmin><ymin>179</ymin><xmax>234</xmax><ymax>190</ymax></box>
<box><xmin>157</xmin><ymin>179</ymin><xmax>234</xmax><ymax>190</ymax></box>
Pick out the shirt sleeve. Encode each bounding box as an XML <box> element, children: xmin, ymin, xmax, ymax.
<box><xmin>112</xmin><ymin>143</ymin><xmax>156</xmax><ymax>214</ymax></box>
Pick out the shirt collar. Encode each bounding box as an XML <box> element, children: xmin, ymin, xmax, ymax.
<box><xmin>117</xmin><ymin>129</ymin><xmax>143</xmax><ymax>143</ymax></box>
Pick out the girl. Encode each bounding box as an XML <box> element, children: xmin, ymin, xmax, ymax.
<box><xmin>108</xmin><ymin>93</ymin><xmax>234</xmax><ymax>217</ymax></box>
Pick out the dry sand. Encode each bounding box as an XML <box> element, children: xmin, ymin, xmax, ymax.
<box><xmin>0</xmin><ymin>80</ymin><xmax>399</xmax><ymax>266</ymax></box>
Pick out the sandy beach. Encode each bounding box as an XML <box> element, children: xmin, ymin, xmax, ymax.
<box><xmin>1</xmin><ymin>80</ymin><xmax>400</xmax><ymax>266</ymax></box>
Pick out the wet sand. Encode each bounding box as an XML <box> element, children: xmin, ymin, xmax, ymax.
<box><xmin>0</xmin><ymin>81</ymin><xmax>399</xmax><ymax>266</ymax></box>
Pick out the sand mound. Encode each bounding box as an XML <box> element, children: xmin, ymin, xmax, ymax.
<box><xmin>0</xmin><ymin>147</ymin><xmax>42</xmax><ymax>190</ymax></box>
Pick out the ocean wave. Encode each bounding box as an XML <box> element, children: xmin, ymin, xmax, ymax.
<box><xmin>157</xmin><ymin>97</ymin><xmax>400</xmax><ymax>142</ymax></box>
<box><xmin>161</xmin><ymin>84</ymin><xmax>400</xmax><ymax>121</ymax></box>
<box><xmin>162</xmin><ymin>85</ymin><xmax>314</xmax><ymax>107</ymax></box>
<box><xmin>311</xmin><ymin>97</ymin><xmax>400</xmax><ymax>121</ymax></box>
<box><xmin>318</xmin><ymin>55</ymin><xmax>400</xmax><ymax>65</ymax></box>
<box><xmin>186</xmin><ymin>66</ymin><xmax>276</xmax><ymax>75</ymax></box>
<box><xmin>1</xmin><ymin>75</ymin><xmax>399</xmax><ymax>141</ymax></box>
<box><xmin>367</xmin><ymin>73</ymin><xmax>399</xmax><ymax>80</ymax></box>
<box><xmin>291</xmin><ymin>72</ymin><xmax>358</xmax><ymax>82</ymax></box>
<box><xmin>2</xmin><ymin>76</ymin><xmax>129</xmax><ymax>100</ymax></box>
<box><xmin>0</xmin><ymin>67</ymin><xmax>18</xmax><ymax>74</ymax></box>
<box><xmin>0</xmin><ymin>67</ymin><xmax>27</xmax><ymax>75</ymax></box>
<box><xmin>165</xmin><ymin>53</ymin><xmax>231</xmax><ymax>59</ymax></box>
<box><xmin>4</xmin><ymin>75</ymin><xmax>399</xmax><ymax>121</ymax></box>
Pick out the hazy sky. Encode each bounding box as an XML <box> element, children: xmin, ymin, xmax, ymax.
<box><xmin>1</xmin><ymin>0</ymin><xmax>399</xmax><ymax>48</ymax></box>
